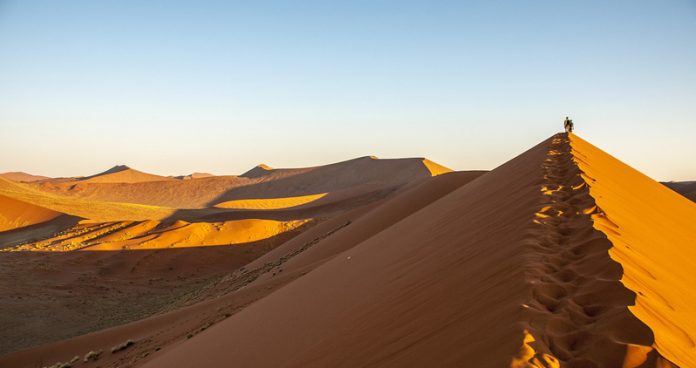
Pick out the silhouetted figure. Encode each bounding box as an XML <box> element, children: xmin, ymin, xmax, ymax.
<box><xmin>564</xmin><ymin>116</ymin><xmax>574</xmax><ymax>133</ymax></box>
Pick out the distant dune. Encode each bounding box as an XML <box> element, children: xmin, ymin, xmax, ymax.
<box><xmin>240</xmin><ymin>163</ymin><xmax>275</xmax><ymax>178</ymax></box>
<box><xmin>78</xmin><ymin>165</ymin><xmax>175</xmax><ymax>184</ymax></box>
<box><xmin>174</xmin><ymin>172</ymin><xmax>215</xmax><ymax>180</ymax></box>
<box><xmin>0</xmin><ymin>140</ymin><xmax>693</xmax><ymax>368</ymax></box>
<box><xmin>663</xmin><ymin>180</ymin><xmax>696</xmax><ymax>202</ymax></box>
<box><xmin>0</xmin><ymin>172</ymin><xmax>50</xmax><ymax>182</ymax></box>
<box><xmin>27</xmin><ymin>156</ymin><xmax>446</xmax><ymax>209</ymax></box>
<box><xmin>0</xmin><ymin>194</ymin><xmax>63</xmax><ymax>232</ymax></box>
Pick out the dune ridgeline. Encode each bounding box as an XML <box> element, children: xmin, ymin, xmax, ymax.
<box><xmin>0</xmin><ymin>134</ymin><xmax>693</xmax><ymax>368</ymax></box>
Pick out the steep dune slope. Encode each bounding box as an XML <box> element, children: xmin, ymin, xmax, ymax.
<box><xmin>570</xmin><ymin>133</ymin><xmax>696</xmax><ymax>367</ymax></box>
<box><xmin>239</xmin><ymin>170</ymin><xmax>485</xmax><ymax>280</ymax></box>
<box><xmin>217</xmin><ymin>156</ymin><xmax>450</xmax><ymax>205</ymax></box>
<box><xmin>144</xmin><ymin>134</ymin><xmax>671</xmax><ymax>368</ymax></box>
<box><xmin>0</xmin><ymin>194</ymin><xmax>64</xmax><ymax>232</ymax></box>
<box><xmin>2</xmin><ymin>135</ymin><xmax>691</xmax><ymax>368</ymax></box>
<box><xmin>142</xmin><ymin>138</ymin><xmax>552</xmax><ymax>368</ymax></box>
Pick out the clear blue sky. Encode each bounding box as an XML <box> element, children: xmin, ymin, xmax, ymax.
<box><xmin>1</xmin><ymin>0</ymin><xmax>694</xmax><ymax>180</ymax></box>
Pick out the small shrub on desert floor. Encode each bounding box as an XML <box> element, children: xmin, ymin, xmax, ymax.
<box><xmin>111</xmin><ymin>339</ymin><xmax>135</xmax><ymax>353</ymax></box>
<box><xmin>83</xmin><ymin>350</ymin><xmax>102</xmax><ymax>362</ymax></box>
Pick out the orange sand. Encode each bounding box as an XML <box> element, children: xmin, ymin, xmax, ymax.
<box><xmin>570</xmin><ymin>133</ymin><xmax>696</xmax><ymax>367</ymax></box>
<box><xmin>4</xmin><ymin>219</ymin><xmax>309</xmax><ymax>251</ymax></box>
<box><xmin>214</xmin><ymin>193</ymin><xmax>328</xmax><ymax>210</ymax></box>
<box><xmin>0</xmin><ymin>194</ymin><xmax>62</xmax><ymax>231</ymax></box>
<box><xmin>422</xmin><ymin>158</ymin><xmax>452</xmax><ymax>176</ymax></box>
<box><xmin>0</xmin><ymin>140</ymin><xmax>692</xmax><ymax>368</ymax></box>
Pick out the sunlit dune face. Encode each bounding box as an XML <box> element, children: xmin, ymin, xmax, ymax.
<box><xmin>0</xmin><ymin>194</ymin><xmax>62</xmax><ymax>231</ymax></box>
<box><xmin>510</xmin><ymin>330</ymin><xmax>560</xmax><ymax>368</ymax></box>
<box><xmin>3</xmin><ymin>218</ymin><xmax>309</xmax><ymax>252</ymax></box>
<box><xmin>214</xmin><ymin>193</ymin><xmax>328</xmax><ymax>210</ymax></box>
<box><xmin>570</xmin><ymin>133</ymin><xmax>696</xmax><ymax>368</ymax></box>
<box><xmin>0</xmin><ymin>178</ymin><xmax>175</xmax><ymax>221</ymax></box>
<box><xmin>422</xmin><ymin>159</ymin><xmax>452</xmax><ymax>176</ymax></box>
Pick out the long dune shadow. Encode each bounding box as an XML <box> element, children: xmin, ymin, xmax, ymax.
<box><xmin>0</xmin><ymin>215</ymin><xmax>82</xmax><ymax>250</ymax></box>
<box><xmin>0</xmin><ymin>227</ymin><xmax>307</xmax><ymax>355</ymax></box>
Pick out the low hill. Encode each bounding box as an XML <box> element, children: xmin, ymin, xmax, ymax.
<box><xmin>0</xmin><ymin>172</ymin><xmax>50</xmax><ymax>182</ymax></box>
<box><xmin>79</xmin><ymin>165</ymin><xmax>175</xmax><ymax>184</ymax></box>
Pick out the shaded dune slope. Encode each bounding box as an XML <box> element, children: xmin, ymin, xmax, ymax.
<box><xmin>209</xmin><ymin>156</ymin><xmax>450</xmax><ymax>206</ymax></box>
<box><xmin>143</xmin><ymin>137</ymin><xmax>555</xmax><ymax>368</ymax></box>
<box><xmin>0</xmin><ymin>171</ymin><xmax>482</xmax><ymax>368</ymax></box>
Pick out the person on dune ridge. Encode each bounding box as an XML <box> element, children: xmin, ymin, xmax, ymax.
<box><xmin>564</xmin><ymin>116</ymin><xmax>574</xmax><ymax>133</ymax></box>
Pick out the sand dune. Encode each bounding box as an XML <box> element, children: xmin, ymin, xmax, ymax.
<box><xmin>140</xmin><ymin>135</ymin><xmax>553</xmax><ymax>368</ymax></box>
<box><xmin>0</xmin><ymin>177</ymin><xmax>174</xmax><ymax>221</ymax></box>
<box><xmin>142</xmin><ymin>134</ymin><xmax>690</xmax><ymax>367</ymax></box>
<box><xmin>78</xmin><ymin>165</ymin><xmax>175</xmax><ymax>184</ymax></box>
<box><xmin>0</xmin><ymin>171</ymin><xmax>50</xmax><ymax>182</ymax></box>
<box><xmin>0</xmin><ymin>194</ymin><xmax>63</xmax><ymax>232</ymax></box>
<box><xmin>216</xmin><ymin>156</ymin><xmax>450</xmax><ymax>205</ymax></box>
<box><xmin>27</xmin><ymin>157</ymin><xmax>446</xmax><ymax>210</ymax></box>
<box><xmin>0</xmin><ymin>168</ymin><xmax>481</xmax><ymax>368</ymax></box>
<box><xmin>241</xmin><ymin>163</ymin><xmax>275</xmax><ymax>178</ymax></box>
<box><xmin>0</xmin><ymin>136</ymin><xmax>692</xmax><ymax>368</ymax></box>
<box><xmin>570</xmin><ymin>133</ymin><xmax>696</xmax><ymax>367</ymax></box>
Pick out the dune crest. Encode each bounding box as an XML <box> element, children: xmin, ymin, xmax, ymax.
<box><xmin>80</xmin><ymin>165</ymin><xmax>175</xmax><ymax>184</ymax></box>
<box><xmin>241</xmin><ymin>164</ymin><xmax>274</xmax><ymax>178</ymax></box>
<box><xmin>422</xmin><ymin>158</ymin><xmax>452</xmax><ymax>176</ymax></box>
<box><xmin>513</xmin><ymin>134</ymin><xmax>654</xmax><ymax>367</ymax></box>
<box><xmin>570</xmin><ymin>133</ymin><xmax>696</xmax><ymax>367</ymax></box>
